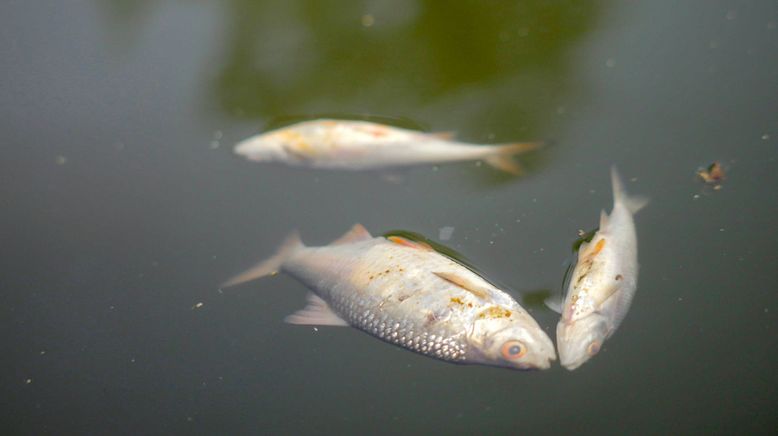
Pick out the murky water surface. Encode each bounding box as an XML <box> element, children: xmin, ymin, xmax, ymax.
<box><xmin>3</xmin><ymin>1</ymin><xmax>777</xmax><ymax>434</ymax></box>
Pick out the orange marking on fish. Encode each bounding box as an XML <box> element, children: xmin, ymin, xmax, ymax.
<box><xmin>593</xmin><ymin>239</ymin><xmax>606</xmax><ymax>255</ymax></box>
<box><xmin>370</xmin><ymin>127</ymin><xmax>388</xmax><ymax>137</ymax></box>
<box><xmin>477</xmin><ymin>306</ymin><xmax>512</xmax><ymax>319</ymax></box>
<box><xmin>387</xmin><ymin>236</ymin><xmax>433</xmax><ymax>251</ymax></box>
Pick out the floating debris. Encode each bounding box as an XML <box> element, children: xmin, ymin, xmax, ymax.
<box><xmin>192</xmin><ymin>302</ymin><xmax>204</xmax><ymax>310</ymax></box>
<box><xmin>697</xmin><ymin>161</ymin><xmax>725</xmax><ymax>188</ymax></box>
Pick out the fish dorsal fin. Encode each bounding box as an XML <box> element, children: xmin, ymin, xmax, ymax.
<box><xmin>433</xmin><ymin>271</ymin><xmax>490</xmax><ymax>299</ymax></box>
<box><xmin>284</xmin><ymin>293</ymin><xmax>349</xmax><ymax>326</ymax></box>
<box><xmin>599</xmin><ymin>210</ymin><xmax>609</xmax><ymax>229</ymax></box>
<box><xmin>387</xmin><ymin>236</ymin><xmax>434</xmax><ymax>251</ymax></box>
<box><xmin>429</xmin><ymin>131</ymin><xmax>456</xmax><ymax>140</ymax></box>
<box><xmin>330</xmin><ymin>224</ymin><xmax>372</xmax><ymax>245</ymax></box>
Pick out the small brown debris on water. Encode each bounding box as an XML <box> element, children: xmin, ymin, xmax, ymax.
<box><xmin>697</xmin><ymin>161</ymin><xmax>725</xmax><ymax>185</ymax></box>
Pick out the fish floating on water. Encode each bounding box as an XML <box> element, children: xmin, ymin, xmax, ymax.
<box><xmin>547</xmin><ymin>167</ymin><xmax>648</xmax><ymax>370</ymax></box>
<box><xmin>234</xmin><ymin>119</ymin><xmax>540</xmax><ymax>174</ymax></box>
<box><xmin>224</xmin><ymin>224</ymin><xmax>556</xmax><ymax>370</ymax></box>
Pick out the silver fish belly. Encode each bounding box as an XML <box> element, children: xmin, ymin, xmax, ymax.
<box><xmin>224</xmin><ymin>224</ymin><xmax>556</xmax><ymax>370</ymax></box>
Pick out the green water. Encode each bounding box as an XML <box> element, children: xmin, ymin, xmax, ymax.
<box><xmin>3</xmin><ymin>1</ymin><xmax>777</xmax><ymax>434</ymax></box>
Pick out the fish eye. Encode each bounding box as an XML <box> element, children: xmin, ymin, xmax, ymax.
<box><xmin>501</xmin><ymin>340</ymin><xmax>527</xmax><ymax>360</ymax></box>
<box><xmin>587</xmin><ymin>341</ymin><xmax>601</xmax><ymax>356</ymax></box>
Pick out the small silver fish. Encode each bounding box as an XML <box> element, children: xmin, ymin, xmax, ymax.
<box><xmin>224</xmin><ymin>224</ymin><xmax>556</xmax><ymax>370</ymax></box>
<box><xmin>234</xmin><ymin>119</ymin><xmax>539</xmax><ymax>174</ymax></box>
<box><xmin>548</xmin><ymin>167</ymin><xmax>648</xmax><ymax>370</ymax></box>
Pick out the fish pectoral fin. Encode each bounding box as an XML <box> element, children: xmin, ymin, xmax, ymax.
<box><xmin>330</xmin><ymin>223</ymin><xmax>373</xmax><ymax>245</ymax></box>
<box><xmin>283</xmin><ymin>293</ymin><xmax>349</xmax><ymax>327</ymax></box>
<box><xmin>433</xmin><ymin>271</ymin><xmax>490</xmax><ymax>299</ymax></box>
<box><xmin>543</xmin><ymin>294</ymin><xmax>564</xmax><ymax>314</ymax></box>
<box><xmin>593</xmin><ymin>283</ymin><xmax>621</xmax><ymax>308</ymax></box>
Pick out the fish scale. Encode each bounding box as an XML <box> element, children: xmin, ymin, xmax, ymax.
<box><xmin>329</xmin><ymin>294</ymin><xmax>468</xmax><ymax>362</ymax></box>
<box><xmin>289</xmin><ymin>240</ymin><xmax>474</xmax><ymax>362</ymax></box>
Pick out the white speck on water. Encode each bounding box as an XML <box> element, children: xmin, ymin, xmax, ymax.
<box><xmin>361</xmin><ymin>14</ymin><xmax>375</xmax><ymax>27</ymax></box>
<box><xmin>131</xmin><ymin>357</ymin><xmax>136</xmax><ymax>363</ymax></box>
<box><xmin>109</xmin><ymin>305</ymin><xmax>115</xmax><ymax>311</ymax></box>
<box><xmin>765</xmin><ymin>308</ymin><xmax>769</xmax><ymax>313</ymax></box>
<box><xmin>719</xmin><ymin>228</ymin><xmax>725</xmax><ymax>232</ymax></box>
<box><xmin>193</xmin><ymin>302</ymin><xmax>204</xmax><ymax>309</ymax></box>
<box><xmin>605</xmin><ymin>58</ymin><xmax>616</xmax><ymax>68</ymax></box>
<box><xmin>762</xmin><ymin>134</ymin><xmax>770</xmax><ymax>140</ymax></box>
<box><xmin>313</xmin><ymin>327</ymin><xmax>318</xmax><ymax>332</ymax></box>
<box><xmin>725</xmin><ymin>10</ymin><xmax>737</xmax><ymax>20</ymax></box>
<box><xmin>25</xmin><ymin>378</ymin><xmax>32</xmax><ymax>384</ymax></box>
<box><xmin>438</xmin><ymin>226</ymin><xmax>455</xmax><ymax>241</ymax></box>
<box><xmin>55</xmin><ymin>156</ymin><xmax>67</xmax><ymax>165</ymax></box>
<box><xmin>678</xmin><ymin>297</ymin><xmax>683</xmax><ymax>302</ymax></box>
<box><xmin>693</xmin><ymin>194</ymin><xmax>700</xmax><ymax>199</ymax></box>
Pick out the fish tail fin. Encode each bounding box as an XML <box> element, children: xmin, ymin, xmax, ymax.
<box><xmin>610</xmin><ymin>166</ymin><xmax>649</xmax><ymax>214</ymax></box>
<box><xmin>484</xmin><ymin>142</ymin><xmax>542</xmax><ymax>175</ymax></box>
<box><xmin>221</xmin><ymin>231</ymin><xmax>304</xmax><ymax>288</ymax></box>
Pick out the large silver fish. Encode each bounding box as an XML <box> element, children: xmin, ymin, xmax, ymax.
<box><xmin>548</xmin><ymin>167</ymin><xmax>648</xmax><ymax>370</ymax></box>
<box><xmin>234</xmin><ymin>119</ymin><xmax>539</xmax><ymax>174</ymax></box>
<box><xmin>224</xmin><ymin>225</ymin><xmax>556</xmax><ymax>370</ymax></box>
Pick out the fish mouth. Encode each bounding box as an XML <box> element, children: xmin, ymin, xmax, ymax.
<box><xmin>513</xmin><ymin>355</ymin><xmax>554</xmax><ymax>371</ymax></box>
<box><xmin>233</xmin><ymin>140</ymin><xmax>253</xmax><ymax>155</ymax></box>
<box><xmin>514</xmin><ymin>363</ymin><xmax>549</xmax><ymax>371</ymax></box>
<box><xmin>561</xmin><ymin>361</ymin><xmax>584</xmax><ymax>371</ymax></box>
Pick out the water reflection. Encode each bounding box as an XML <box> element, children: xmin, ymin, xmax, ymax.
<box><xmin>102</xmin><ymin>0</ymin><xmax>601</xmax><ymax>139</ymax></box>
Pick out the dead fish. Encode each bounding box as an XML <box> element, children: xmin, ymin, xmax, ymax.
<box><xmin>546</xmin><ymin>167</ymin><xmax>648</xmax><ymax>370</ymax></box>
<box><xmin>234</xmin><ymin>119</ymin><xmax>540</xmax><ymax>175</ymax></box>
<box><xmin>224</xmin><ymin>224</ymin><xmax>556</xmax><ymax>370</ymax></box>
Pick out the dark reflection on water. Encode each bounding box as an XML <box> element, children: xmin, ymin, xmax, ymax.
<box><xmin>213</xmin><ymin>0</ymin><xmax>596</xmax><ymax>130</ymax></box>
